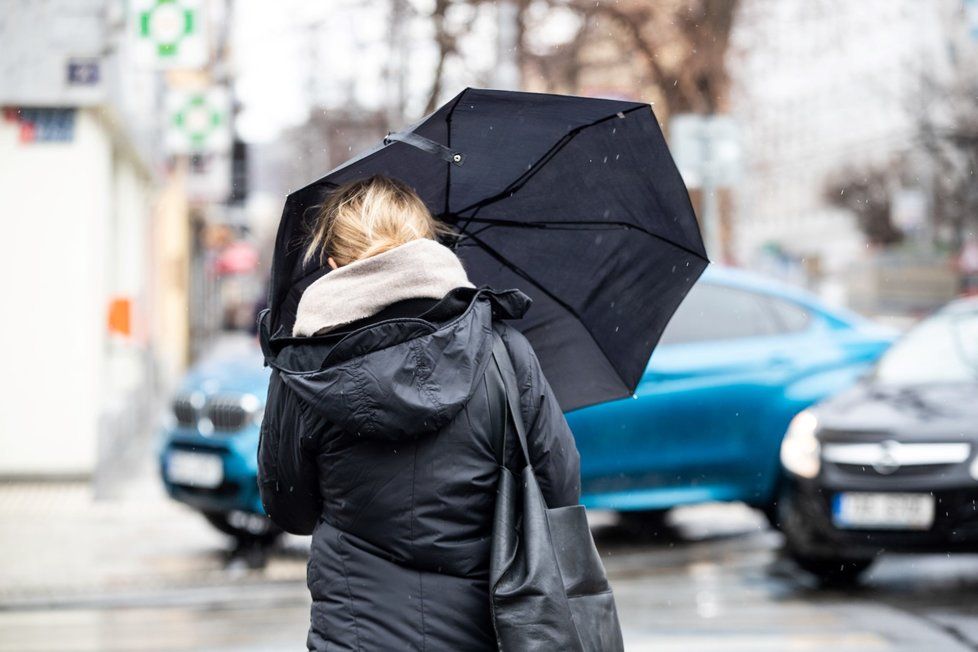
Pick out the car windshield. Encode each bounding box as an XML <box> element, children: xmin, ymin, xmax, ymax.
<box><xmin>874</xmin><ymin>307</ymin><xmax>978</xmax><ymax>385</ymax></box>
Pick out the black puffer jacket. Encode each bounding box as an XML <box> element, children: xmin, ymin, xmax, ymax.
<box><xmin>258</xmin><ymin>287</ymin><xmax>581</xmax><ymax>651</ymax></box>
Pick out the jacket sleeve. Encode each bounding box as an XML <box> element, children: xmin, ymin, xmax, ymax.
<box><xmin>257</xmin><ymin>370</ymin><xmax>322</xmax><ymax>535</ymax></box>
<box><xmin>501</xmin><ymin>326</ymin><xmax>582</xmax><ymax>508</ymax></box>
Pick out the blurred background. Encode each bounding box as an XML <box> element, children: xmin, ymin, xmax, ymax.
<box><xmin>2</xmin><ymin>0</ymin><xmax>978</xmax><ymax>650</ymax></box>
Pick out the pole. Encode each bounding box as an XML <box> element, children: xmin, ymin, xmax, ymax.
<box><xmin>700</xmin><ymin>120</ymin><xmax>721</xmax><ymax>259</ymax></box>
<box><xmin>494</xmin><ymin>0</ymin><xmax>520</xmax><ymax>90</ymax></box>
<box><xmin>385</xmin><ymin>0</ymin><xmax>408</xmax><ymax>127</ymax></box>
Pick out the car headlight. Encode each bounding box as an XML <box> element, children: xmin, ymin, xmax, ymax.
<box><xmin>968</xmin><ymin>456</ymin><xmax>978</xmax><ymax>481</ymax></box>
<box><xmin>780</xmin><ymin>410</ymin><xmax>821</xmax><ymax>479</ymax></box>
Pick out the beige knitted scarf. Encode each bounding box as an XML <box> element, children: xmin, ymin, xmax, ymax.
<box><xmin>292</xmin><ymin>238</ymin><xmax>474</xmax><ymax>336</ymax></box>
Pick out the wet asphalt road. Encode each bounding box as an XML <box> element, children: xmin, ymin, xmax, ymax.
<box><xmin>4</xmin><ymin>503</ymin><xmax>978</xmax><ymax>651</ymax></box>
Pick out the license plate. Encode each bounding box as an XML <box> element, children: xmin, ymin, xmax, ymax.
<box><xmin>832</xmin><ymin>492</ymin><xmax>934</xmax><ymax>530</ymax></box>
<box><xmin>166</xmin><ymin>451</ymin><xmax>223</xmax><ymax>489</ymax></box>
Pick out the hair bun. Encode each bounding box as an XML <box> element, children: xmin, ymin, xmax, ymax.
<box><xmin>303</xmin><ymin>175</ymin><xmax>450</xmax><ymax>268</ymax></box>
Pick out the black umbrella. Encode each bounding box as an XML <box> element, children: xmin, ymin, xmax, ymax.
<box><xmin>266</xmin><ymin>88</ymin><xmax>708</xmax><ymax>412</ymax></box>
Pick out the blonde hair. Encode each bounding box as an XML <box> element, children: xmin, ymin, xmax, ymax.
<box><xmin>303</xmin><ymin>176</ymin><xmax>449</xmax><ymax>268</ymax></box>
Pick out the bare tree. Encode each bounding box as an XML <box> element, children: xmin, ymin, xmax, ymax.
<box><xmin>424</xmin><ymin>0</ymin><xmax>456</xmax><ymax>113</ymax></box>
<box><xmin>824</xmin><ymin>163</ymin><xmax>905</xmax><ymax>247</ymax></box>
<box><xmin>829</xmin><ymin>60</ymin><xmax>978</xmax><ymax>251</ymax></box>
<box><xmin>523</xmin><ymin>0</ymin><xmax>739</xmax><ymax>121</ymax></box>
<box><xmin>423</xmin><ymin>0</ymin><xmax>496</xmax><ymax>113</ymax></box>
<box><xmin>421</xmin><ymin>0</ymin><xmax>739</xmax><ymax>122</ymax></box>
<box><xmin>916</xmin><ymin>71</ymin><xmax>978</xmax><ymax>250</ymax></box>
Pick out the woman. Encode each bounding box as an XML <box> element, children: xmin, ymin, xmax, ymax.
<box><xmin>257</xmin><ymin>175</ymin><xmax>581</xmax><ymax>651</ymax></box>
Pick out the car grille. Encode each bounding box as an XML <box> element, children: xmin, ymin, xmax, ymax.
<box><xmin>172</xmin><ymin>395</ymin><xmax>201</xmax><ymax>428</ymax></box>
<box><xmin>206</xmin><ymin>396</ymin><xmax>256</xmax><ymax>431</ymax></box>
<box><xmin>171</xmin><ymin>393</ymin><xmax>260</xmax><ymax>434</ymax></box>
<box><xmin>822</xmin><ymin>440</ymin><xmax>971</xmax><ymax>480</ymax></box>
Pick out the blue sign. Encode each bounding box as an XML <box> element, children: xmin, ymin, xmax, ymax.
<box><xmin>16</xmin><ymin>108</ymin><xmax>76</xmax><ymax>143</ymax></box>
<box><xmin>67</xmin><ymin>59</ymin><xmax>101</xmax><ymax>86</ymax></box>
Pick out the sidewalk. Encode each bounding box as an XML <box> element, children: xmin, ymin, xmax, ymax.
<box><xmin>0</xmin><ymin>478</ymin><xmax>307</xmax><ymax>609</ymax></box>
<box><xmin>4</xmin><ymin>483</ymin><xmax>977</xmax><ymax>652</ymax></box>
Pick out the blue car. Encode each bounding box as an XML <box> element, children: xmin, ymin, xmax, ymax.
<box><xmin>159</xmin><ymin>341</ymin><xmax>277</xmax><ymax>543</ymax></box>
<box><xmin>568</xmin><ymin>266</ymin><xmax>895</xmax><ymax>525</ymax></box>
<box><xmin>159</xmin><ymin>267</ymin><xmax>894</xmax><ymax>542</ymax></box>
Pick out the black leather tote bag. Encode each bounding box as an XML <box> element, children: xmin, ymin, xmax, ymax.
<box><xmin>486</xmin><ymin>330</ymin><xmax>624</xmax><ymax>651</ymax></box>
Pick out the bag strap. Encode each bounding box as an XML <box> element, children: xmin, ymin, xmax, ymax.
<box><xmin>483</xmin><ymin>339</ymin><xmax>508</xmax><ymax>468</ymax></box>
<box><xmin>490</xmin><ymin>330</ymin><xmax>533</xmax><ymax>469</ymax></box>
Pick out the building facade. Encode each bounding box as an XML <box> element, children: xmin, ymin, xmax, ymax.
<box><xmin>728</xmin><ymin>0</ymin><xmax>966</xmax><ymax>279</ymax></box>
<box><xmin>0</xmin><ymin>1</ymin><xmax>191</xmax><ymax>478</ymax></box>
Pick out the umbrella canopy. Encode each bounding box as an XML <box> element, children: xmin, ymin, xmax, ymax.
<box><xmin>266</xmin><ymin>88</ymin><xmax>707</xmax><ymax>412</ymax></box>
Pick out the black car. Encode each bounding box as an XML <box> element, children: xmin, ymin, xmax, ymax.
<box><xmin>778</xmin><ymin>297</ymin><xmax>978</xmax><ymax>583</ymax></box>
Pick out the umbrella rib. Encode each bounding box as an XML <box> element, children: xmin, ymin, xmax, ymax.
<box><xmin>459</xmin><ymin>217</ymin><xmax>709</xmax><ymax>263</ymax></box>
<box><xmin>442</xmin><ymin>90</ymin><xmax>468</xmax><ymax>217</ymax></box>
<box><xmin>460</xmin><ymin>230</ymin><xmax>632</xmax><ymax>393</ymax></box>
<box><xmin>449</xmin><ymin>105</ymin><xmax>650</xmax><ymax>218</ymax></box>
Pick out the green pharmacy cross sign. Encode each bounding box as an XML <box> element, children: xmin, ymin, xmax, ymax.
<box><xmin>133</xmin><ymin>0</ymin><xmax>205</xmax><ymax>68</ymax></box>
<box><xmin>165</xmin><ymin>87</ymin><xmax>230</xmax><ymax>154</ymax></box>
<box><xmin>173</xmin><ymin>94</ymin><xmax>221</xmax><ymax>147</ymax></box>
<box><xmin>140</xmin><ymin>0</ymin><xmax>196</xmax><ymax>58</ymax></box>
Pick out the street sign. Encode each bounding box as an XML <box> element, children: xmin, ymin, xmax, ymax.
<box><xmin>669</xmin><ymin>113</ymin><xmax>742</xmax><ymax>258</ymax></box>
<box><xmin>966</xmin><ymin>0</ymin><xmax>978</xmax><ymax>41</ymax></box>
<box><xmin>668</xmin><ymin>114</ymin><xmax>742</xmax><ymax>190</ymax></box>
<box><xmin>165</xmin><ymin>87</ymin><xmax>231</xmax><ymax>154</ymax></box>
<box><xmin>891</xmin><ymin>188</ymin><xmax>927</xmax><ymax>232</ymax></box>
<box><xmin>132</xmin><ymin>0</ymin><xmax>207</xmax><ymax>69</ymax></box>
<box><xmin>186</xmin><ymin>153</ymin><xmax>231</xmax><ymax>203</ymax></box>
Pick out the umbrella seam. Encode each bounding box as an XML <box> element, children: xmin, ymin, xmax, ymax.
<box><xmin>457</xmin><ymin>218</ymin><xmax>708</xmax><ymax>263</ymax></box>
<box><xmin>449</xmin><ymin>105</ymin><xmax>649</xmax><ymax>218</ymax></box>
<box><xmin>443</xmin><ymin>89</ymin><xmax>468</xmax><ymax>218</ymax></box>
<box><xmin>459</xmin><ymin>229</ymin><xmax>633</xmax><ymax>394</ymax></box>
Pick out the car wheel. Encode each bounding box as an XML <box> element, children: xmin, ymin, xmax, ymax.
<box><xmin>204</xmin><ymin>510</ymin><xmax>282</xmax><ymax>546</ymax></box>
<box><xmin>790</xmin><ymin>553</ymin><xmax>874</xmax><ymax>586</ymax></box>
<box><xmin>617</xmin><ymin>509</ymin><xmax>672</xmax><ymax>537</ymax></box>
<box><xmin>777</xmin><ymin>489</ymin><xmax>873</xmax><ymax>585</ymax></box>
<box><xmin>759</xmin><ymin>500</ymin><xmax>781</xmax><ymax>531</ymax></box>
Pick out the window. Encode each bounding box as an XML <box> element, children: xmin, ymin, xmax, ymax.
<box><xmin>659</xmin><ymin>283</ymin><xmax>781</xmax><ymax>345</ymax></box>
<box><xmin>765</xmin><ymin>296</ymin><xmax>812</xmax><ymax>334</ymax></box>
<box><xmin>874</xmin><ymin>309</ymin><xmax>978</xmax><ymax>385</ymax></box>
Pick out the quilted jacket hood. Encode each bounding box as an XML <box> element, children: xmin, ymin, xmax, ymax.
<box><xmin>262</xmin><ymin>287</ymin><xmax>530</xmax><ymax>441</ymax></box>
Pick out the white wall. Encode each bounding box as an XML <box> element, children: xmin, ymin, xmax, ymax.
<box><xmin>0</xmin><ymin>109</ymin><xmax>150</xmax><ymax>476</ymax></box>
